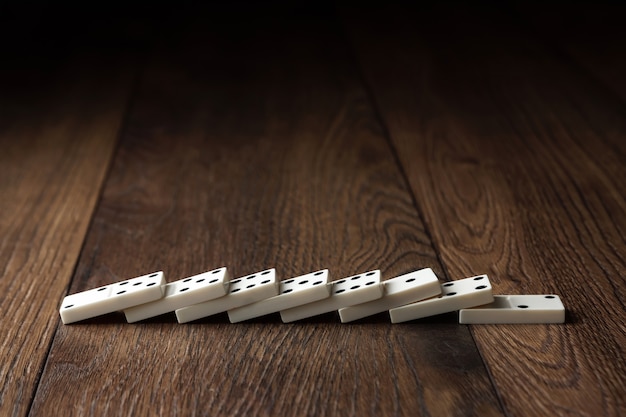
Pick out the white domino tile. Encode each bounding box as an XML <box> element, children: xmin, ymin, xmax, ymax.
<box><xmin>280</xmin><ymin>270</ymin><xmax>383</xmax><ymax>323</ymax></box>
<box><xmin>175</xmin><ymin>268</ymin><xmax>279</xmax><ymax>323</ymax></box>
<box><xmin>459</xmin><ymin>294</ymin><xmax>565</xmax><ymax>324</ymax></box>
<box><xmin>228</xmin><ymin>269</ymin><xmax>331</xmax><ymax>323</ymax></box>
<box><xmin>60</xmin><ymin>271</ymin><xmax>166</xmax><ymax>324</ymax></box>
<box><xmin>123</xmin><ymin>267</ymin><xmax>230</xmax><ymax>323</ymax></box>
<box><xmin>338</xmin><ymin>268</ymin><xmax>441</xmax><ymax>323</ymax></box>
<box><xmin>389</xmin><ymin>274</ymin><xmax>493</xmax><ymax>323</ymax></box>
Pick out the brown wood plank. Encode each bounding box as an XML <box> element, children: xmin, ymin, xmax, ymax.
<box><xmin>0</xmin><ymin>5</ymin><xmax>147</xmax><ymax>416</ymax></box>
<box><xmin>30</xmin><ymin>5</ymin><xmax>503</xmax><ymax>417</ymax></box>
<box><xmin>344</xmin><ymin>4</ymin><xmax>626</xmax><ymax>417</ymax></box>
<box><xmin>0</xmin><ymin>33</ymin><xmax>135</xmax><ymax>417</ymax></box>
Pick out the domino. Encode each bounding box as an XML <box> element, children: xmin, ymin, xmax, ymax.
<box><xmin>280</xmin><ymin>270</ymin><xmax>383</xmax><ymax>323</ymax></box>
<box><xmin>59</xmin><ymin>271</ymin><xmax>166</xmax><ymax>324</ymax></box>
<box><xmin>123</xmin><ymin>267</ymin><xmax>230</xmax><ymax>323</ymax></box>
<box><xmin>175</xmin><ymin>268</ymin><xmax>279</xmax><ymax>323</ymax></box>
<box><xmin>389</xmin><ymin>274</ymin><xmax>493</xmax><ymax>323</ymax></box>
<box><xmin>338</xmin><ymin>268</ymin><xmax>441</xmax><ymax>323</ymax></box>
<box><xmin>459</xmin><ymin>294</ymin><xmax>565</xmax><ymax>324</ymax></box>
<box><xmin>228</xmin><ymin>269</ymin><xmax>331</xmax><ymax>323</ymax></box>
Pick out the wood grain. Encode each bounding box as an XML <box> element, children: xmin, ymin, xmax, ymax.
<box><xmin>30</xmin><ymin>6</ymin><xmax>503</xmax><ymax>417</ymax></box>
<box><xmin>344</xmin><ymin>4</ymin><xmax>626</xmax><ymax>417</ymax></box>
<box><xmin>0</xmin><ymin>49</ymin><xmax>134</xmax><ymax>417</ymax></box>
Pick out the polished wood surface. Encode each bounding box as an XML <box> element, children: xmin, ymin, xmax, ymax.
<box><xmin>344</xmin><ymin>4</ymin><xmax>626</xmax><ymax>416</ymax></box>
<box><xmin>1</xmin><ymin>3</ymin><xmax>624</xmax><ymax>416</ymax></box>
<box><xmin>0</xmin><ymin>38</ymin><xmax>135</xmax><ymax>416</ymax></box>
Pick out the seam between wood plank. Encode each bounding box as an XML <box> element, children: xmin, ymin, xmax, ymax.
<box><xmin>24</xmin><ymin>65</ymin><xmax>145</xmax><ymax>417</ymax></box>
<box><xmin>342</xmin><ymin>4</ymin><xmax>622</xmax><ymax>410</ymax></box>
<box><xmin>336</xmin><ymin>9</ymin><xmax>510</xmax><ymax>417</ymax></box>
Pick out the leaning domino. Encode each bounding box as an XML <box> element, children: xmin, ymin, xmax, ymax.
<box><xmin>228</xmin><ymin>269</ymin><xmax>331</xmax><ymax>323</ymax></box>
<box><xmin>389</xmin><ymin>274</ymin><xmax>493</xmax><ymax>323</ymax></box>
<box><xmin>60</xmin><ymin>271</ymin><xmax>166</xmax><ymax>324</ymax></box>
<box><xmin>123</xmin><ymin>267</ymin><xmax>230</xmax><ymax>323</ymax></box>
<box><xmin>459</xmin><ymin>294</ymin><xmax>565</xmax><ymax>324</ymax></box>
<box><xmin>338</xmin><ymin>268</ymin><xmax>441</xmax><ymax>323</ymax></box>
<box><xmin>280</xmin><ymin>270</ymin><xmax>383</xmax><ymax>323</ymax></box>
<box><xmin>175</xmin><ymin>268</ymin><xmax>279</xmax><ymax>323</ymax></box>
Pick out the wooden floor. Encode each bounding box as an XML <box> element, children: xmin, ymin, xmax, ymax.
<box><xmin>1</xmin><ymin>2</ymin><xmax>625</xmax><ymax>416</ymax></box>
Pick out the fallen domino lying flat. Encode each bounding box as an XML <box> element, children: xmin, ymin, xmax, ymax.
<box><xmin>175</xmin><ymin>268</ymin><xmax>279</xmax><ymax>323</ymax></box>
<box><xmin>459</xmin><ymin>294</ymin><xmax>565</xmax><ymax>324</ymax></box>
<box><xmin>389</xmin><ymin>275</ymin><xmax>493</xmax><ymax>323</ymax></box>
<box><xmin>59</xmin><ymin>271</ymin><xmax>165</xmax><ymax>324</ymax></box>
<box><xmin>280</xmin><ymin>270</ymin><xmax>383</xmax><ymax>323</ymax></box>
<box><xmin>338</xmin><ymin>268</ymin><xmax>441</xmax><ymax>323</ymax></box>
<box><xmin>124</xmin><ymin>267</ymin><xmax>230</xmax><ymax>323</ymax></box>
<box><xmin>228</xmin><ymin>269</ymin><xmax>331</xmax><ymax>323</ymax></box>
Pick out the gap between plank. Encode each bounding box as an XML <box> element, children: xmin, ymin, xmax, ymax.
<box><xmin>335</xmin><ymin>7</ymin><xmax>512</xmax><ymax>417</ymax></box>
<box><xmin>25</xmin><ymin>64</ymin><xmax>146</xmax><ymax>417</ymax></box>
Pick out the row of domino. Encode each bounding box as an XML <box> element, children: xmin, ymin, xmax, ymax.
<box><xmin>59</xmin><ymin>267</ymin><xmax>565</xmax><ymax>325</ymax></box>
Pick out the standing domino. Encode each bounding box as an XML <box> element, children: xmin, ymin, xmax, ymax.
<box><xmin>459</xmin><ymin>295</ymin><xmax>565</xmax><ymax>324</ymax></box>
<box><xmin>389</xmin><ymin>275</ymin><xmax>493</xmax><ymax>323</ymax></box>
<box><xmin>228</xmin><ymin>269</ymin><xmax>331</xmax><ymax>323</ymax></box>
<box><xmin>175</xmin><ymin>269</ymin><xmax>279</xmax><ymax>323</ymax></box>
<box><xmin>60</xmin><ymin>271</ymin><xmax>166</xmax><ymax>324</ymax></box>
<box><xmin>280</xmin><ymin>270</ymin><xmax>383</xmax><ymax>323</ymax></box>
<box><xmin>338</xmin><ymin>268</ymin><xmax>441</xmax><ymax>323</ymax></box>
<box><xmin>123</xmin><ymin>267</ymin><xmax>230</xmax><ymax>323</ymax></box>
